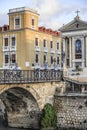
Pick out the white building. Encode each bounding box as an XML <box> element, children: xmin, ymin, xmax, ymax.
<box><xmin>60</xmin><ymin>13</ymin><xmax>87</xmax><ymax>70</ymax></box>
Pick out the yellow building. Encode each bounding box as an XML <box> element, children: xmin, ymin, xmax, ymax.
<box><xmin>0</xmin><ymin>7</ymin><xmax>62</xmax><ymax>70</ymax></box>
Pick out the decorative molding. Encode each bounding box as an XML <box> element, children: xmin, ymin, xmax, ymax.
<box><xmin>62</xmin><ymin>30</ymin><xmax>87</xmax><ymax>37</ymax></box>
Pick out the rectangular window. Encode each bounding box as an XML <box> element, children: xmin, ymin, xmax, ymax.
<box><xmin>5</xmin><ymin>54</ymin><xmax>9</xmax><ymax>64</ymax></box>
<box><xmin>15</xmin><ymin>17</ymin><xmax>20</xmax><ymax>29</ymax></box>
<box><xmin>11</xmin><ymin>54</ymin><xmax>16</xmax><ymax>63</ymax></box>
<box><xmin>35</xmin><ymin>38</ymin><xmax>38</xmax><ymax>46</ymax></box>
<box><xmin>15</xmin><ymin>18</ymin><xmax>20</xmax><ymax>26</ymax></box>
<box><xmin>43</xmin><ymin>55</ymin><xmax>46</xmax><ymax>63</ymax></box>
<box><xmin>4</xmin><ymin>38</ymin><xmax>8</xmax><ymax>46</ymax></box>
<box><xmin>51</xmin><ymin>56</ymin><xmax>53</xmax><ymax>64</ymax></box>
<box><xmin>57</xmin><ymin>57</ymin><xmax>59</xmax><ymax>64</ymax></box>
<box><xmin>32</xmin><ymin>19</ymin><xmax>35</xmax><ymax>26</ymax></box>
<box><xmin>57</xmin><ymin>43</ymin><xmax>59</xmax><ymax>50</ymax></box>
<box><xmin>36</xmin><ymin>54</ymin><xmax>38</xmax><ymax>63</ymax></box>
<box><xmin>67</xmin><ymin>59</ymin><xmax>69</xmax><ymax>66</ymax></box>
<box><xmin>50</xmin><ymin>41</ymin><xmax>53</xmax><ymax>48</ymax></box>
<box><xmin>12</xmin><ymin>37</ymin><xmax>15</xmax><ymax>46</ymax></box>
<box><xmin>43</xmin><ymin>39</ymin><xmax>46</xmax><ymax>47</ymax></box>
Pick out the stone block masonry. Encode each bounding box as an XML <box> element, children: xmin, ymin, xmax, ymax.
<box><xmin>54</xmin><ymin>94</ymin><xmax>87</xmax><ymax>129</ymax></box>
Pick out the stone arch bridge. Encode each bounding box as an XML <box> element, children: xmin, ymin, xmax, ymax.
<box><xmin>0</xmin><ymin>69</ymin><xmax>64</xmax><ymax>129</ymax></box>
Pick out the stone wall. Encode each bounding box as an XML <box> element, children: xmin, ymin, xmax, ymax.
<box><xmin>8</xmin><ymin>113</ymin><xmax>40</xmax><ymax>129</ymax></box>
<box><xmin>54</xmin><ymin>94</ymin><xmax>87</xmax><ymax>129</ymax></box>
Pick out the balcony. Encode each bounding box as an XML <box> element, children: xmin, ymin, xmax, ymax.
<box><xmin>43</xmin><ymin>47</ymin><xmax>48</xmax><ymax>53</ymax></box>
<box><xmin>35</xmin><ymin>46</ymin><xmax>40</xmax><ymax>51</ymax></box>
<box><xmin>2</xmin><ymin>46</ymin><xmax>9</xmax><ymax>51</ymax></box>
<box><xmin>3</xmin><ymin>63</ymin><xmax>18</xmax><ymax>70</ymax></box>
<box><xmin>50</xmin><ymin>48</ymin><xmax>55</xmax><ymax>53</ymax></box>
<box><xmin>10</xmin><ymin>46</ymin><xmax>16</xmax><ymax>51</ymax></box>
<box><xmin>35</xmin><ymin>63</ymin><xmax>40</xmax><ymax>69</ymax></box>
<box><xmin>50</xmin><ymin>64</ymin><xmax>54</xmax><ymax>69</ymax></box>
<box><xmin>3</xmin><ymin>63</ymin><xmax>9</xmax><ymax>69</ymax></box>
<box><xmin>57</xmin><ymin>50</ymin><xmax>61</xmax><ymax>55</ymax></box>
<box><xmin>15</xmin><ymin>25</ymin><xmax>20</xmax><ymax>29</ymax></box>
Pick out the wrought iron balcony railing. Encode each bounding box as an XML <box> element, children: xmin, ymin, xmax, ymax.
<box><xmin>0</xmin><ymin>70</ymin><xmax>63</xmax><ymax>84</ymax></box>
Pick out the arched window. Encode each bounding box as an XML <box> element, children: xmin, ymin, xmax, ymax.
<box><xmin>75</xmin><ymin>39</ymin><xmax>82</xmax><ymax>59</ymax></box>
<box><xmin>75</xmin><ymin>39</ymin><xmax>82</xmax><ymax>53</ymax></box>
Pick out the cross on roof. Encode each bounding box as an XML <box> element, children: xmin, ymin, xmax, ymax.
<box><xmin>76</xmin><ymin>9</ymin><xmax>80</xmax><ymax>16</ymax></box>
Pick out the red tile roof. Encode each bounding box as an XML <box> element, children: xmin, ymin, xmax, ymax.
<box><xmin>0</xmin><ymin>25</ymin><xmax>9</xmax><ymax>32</ymax></box>
<box><xmin>39</xmin><ymin>26</ymin><xmax>61</xmax><ymax>36</ymax></box>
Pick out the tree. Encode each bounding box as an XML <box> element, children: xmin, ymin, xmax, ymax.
<box><xmin>41</xmin><ymin>103</ymin><xmax>57</xmax><ymax>130</ymax></box>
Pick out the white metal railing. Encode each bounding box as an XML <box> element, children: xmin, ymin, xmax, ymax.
<box><xmin>57</xmin><ymin>50</ymin><xmax>61</xmax><ymax>55</ymax></box>
<box><xmin>9</xmin><ymin>7</ymin><xmax>38</xmax><ymax>14</ymax></box>
<box><xmin>10</xmin><ymin>46</ymin><xmax>16</xmax><ymax>51</ymax></box>
<box><xmin>35</xmin><ymin>63</ymin><xmax>40</xmax><ymax>69</ymax></box>
<box><xmin>2</xmin><ymin>46</ymin><xmax>9</xmax><ymax>51</ymax></box>
<box><xmin>15</xmin><ymin>25</ymin><xmax>20</xmax><ymax>29</ymax></box>
<box><xmin>3</xmin><ymin>63</ymin><xmax>9</xmax><ymax>69</ymax></box>
<box><xmin>3</xmin><ymin>63</ymin><xmax>17</xmax><ymax>70</ymax></box>
<box><xmin>50</xmin><ymin>48</ymin><xmax>55</xmax><ymax>53</ymax></box>
<box><xmin>44</xmin><ymin>47</ymin><xmax>48</xmax><ymax>52</ymax></box>
<box><xmin>35</xmin><ymin>46</ymin><xmax>40</xmax><ymax>51</ymax></box>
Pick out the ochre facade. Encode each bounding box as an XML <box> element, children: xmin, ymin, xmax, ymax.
<box><xmin>0</xmin><ymin>7</ymin><xmax>62</xmax><ymax>70</ymax></box>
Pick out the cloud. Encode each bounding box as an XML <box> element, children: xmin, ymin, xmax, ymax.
<box><xmin>0</xmin><ymin>13</ymin><xmax>8</xmax><ymax>26</ymax></box>
<box><xmin>37</xmin><ymin>0</ymin><xmax>61</xmax><ymax>21</ymax></box>
<box><xmin>0</xmin><ymin>0</ymin><xmax>87</xmax><ymax>29</ymax></box>
<box><xmin>31</xmin><ymin>0</ymin><xmax>62</xmax><ymax>29</ymax></box>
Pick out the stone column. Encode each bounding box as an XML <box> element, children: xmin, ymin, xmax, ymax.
<box><xmin>72</xmin><ymin>37</ymin><xmax>75</xmax><ymax>68</ymax></box>
<box><xmin>81</xmin><ymin>37</ymin><xmax>85</xmax><ymax>68</ymax></box>
<box><xmin>63</xmin><ymin>38</ymin><xmax>67</xmax><ymax>76</ymax></box>
<box><xmin>85</xmin><ymin>37</ymin><xmax>87</xmax><ymax>66</ymax></box>
<box><xmin>84</xmin><ymin>36</ymin><xmax>86</xmax><ymax>67</ymax></box>
<box><xmin>63</xmin><ymin>38</ymin><xmax>66</xmax><ymax>65</ymax></box>
<box><xmin>69</xmin><ymin>37</ymin><xmax>72</xmax><ymax>67</ymax></box>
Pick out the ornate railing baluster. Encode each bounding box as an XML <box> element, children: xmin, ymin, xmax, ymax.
<box><xmin>0</xmin><ymin>69</ymin><xmax>63</xmax><ymax>84</ymax></box>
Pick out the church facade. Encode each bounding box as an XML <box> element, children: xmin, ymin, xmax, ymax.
<box><xmin>60</xmin><ymin>13</ymin><xmax>87</xmax><ymax>69</ymax></box>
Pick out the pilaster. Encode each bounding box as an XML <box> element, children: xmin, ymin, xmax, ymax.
<box><xmin>72</xmin><ymin>37</ymin><xmax>75</xmax><ymax>68</ymax></box>
<box><xmin>85</xmin><ymin>36</ymin><xmax>87</xmax><ymax>66</ymax></box>
<box><xmin>69</xmin><ymin>37</ymin><xmax>72</xmax><ymax>67</ymax></box>
<box><xmin>81</xmin><ymin>37</ymin><xmax>85</xmax><ymax>68</ymax></box>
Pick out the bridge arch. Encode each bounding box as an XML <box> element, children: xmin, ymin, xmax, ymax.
<box><xmin>0</xmin><ymin>85</ymin><xmax>41</xmax><ymax>128</ymax></box>
<box><xmin>0</xmin><ymin>84</ymin><xmax>41</xmax><ymax>109</ymax></box>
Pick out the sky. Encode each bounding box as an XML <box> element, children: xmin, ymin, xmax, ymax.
<box><xmin>0</xmin><ymin>0</ymin><xmax>87</xmax><ymax>30</ymax></box>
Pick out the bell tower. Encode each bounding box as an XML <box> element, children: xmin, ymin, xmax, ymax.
<box><xmin>8</xmin><ymin>7</ymin><xmax>39</xmax><ymax>31</ymax></box>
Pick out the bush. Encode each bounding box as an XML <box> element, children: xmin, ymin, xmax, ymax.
<box><xmin>71</xmin><ymin>73</ymin><xmax>75</xmax><ymax>76</ymax></box>
<box><xmin>76</xmin><ymin>73</ymin><xmax>80</xmax><ymax>75</ymax></box>
<box><xmin>41</xmin><ymin>103</ymin><xmax>57</xmax><ymax>129</ymax></box>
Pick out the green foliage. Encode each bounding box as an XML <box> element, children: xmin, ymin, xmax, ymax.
<box><xmin>41</xmin><ymin>103</ymin><xmax>57</xmax><ymax>129</ymax></box>
<box><xmin>76</xmin><ymin>73</ymin><xmax>80</xmax><ymax>75</ymax></box>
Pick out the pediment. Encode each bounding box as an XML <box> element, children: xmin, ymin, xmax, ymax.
<box><xmin>59</xmin><ymin>17</ymin><xmax>87</xmax><ymax>32</ymax></box>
